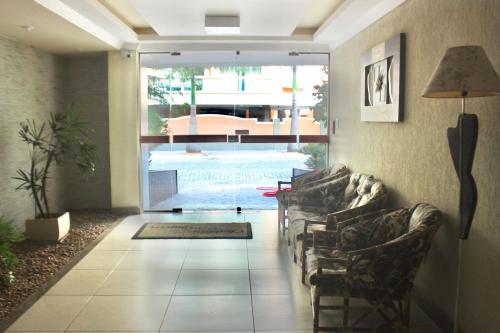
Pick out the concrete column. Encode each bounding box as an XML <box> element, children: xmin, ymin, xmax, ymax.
<box><xmin>108</xmin><ymin>51</ymin><xmax>140</xmax><ymax>211</ymax></box>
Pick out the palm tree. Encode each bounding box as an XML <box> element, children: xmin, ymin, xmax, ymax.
<box><xmin>175</xmin><ymin>67</ymin><xmax>205</xmax><ymax>153</ymax></box>
<box><xmin>287</xmin><ymin>65</ymin><xmax>299</xmax><ymax>152</ymax></box>
<box><xmin>217</xmin><ymin>66</ymin><xmax>261</xmax><ymax>92</ymax></box>
<box><xmin>148</xmin><ymin>71</ymin><xmax>170</xmax><ymax>135</ymax></box>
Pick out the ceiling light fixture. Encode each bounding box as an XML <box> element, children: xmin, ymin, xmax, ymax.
<box><xmin>205</xmin><ymin>15</ymin><xmax>240</xmax><ymax>35</ymax></box>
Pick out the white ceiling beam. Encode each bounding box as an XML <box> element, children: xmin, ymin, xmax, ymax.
<box><xmin>34</xmin><ymin>0</ymin><xmax>124</xmax><ymax>49</ymax></box>
<box><xmin>137</xmin><ymin>41</ymin><xmax>330</xmax><ymax>54</ymax></box>
<box><xmin>314</xmin><ymin>0</ymin><xmax>407</xmax><ymax>49</ymax></box>
<box><xmin>72</xmin><ymin>0</ymin><xmax>138</xmax><ymax>42</ymax></box>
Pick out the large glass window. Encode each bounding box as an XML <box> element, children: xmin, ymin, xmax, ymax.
<box><xmin>140</xmin><ymin>51</ymin><xmax>329</xmax><ymax>211</ymax></box>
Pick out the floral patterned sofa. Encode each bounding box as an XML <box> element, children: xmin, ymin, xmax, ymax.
<box><xmin>287</xmin><ymin>173</ymin><xmax>388</xmax><ymax>267</ymax></box>
<box><xmin>304</xmin><ymin>203</ymin><xmax>442</xmax><ymax>332</ymax></box>
<box><xmin>276</xmin><ymin>163</ymin><xmax>349</xmax><ymax>235</ymax></box>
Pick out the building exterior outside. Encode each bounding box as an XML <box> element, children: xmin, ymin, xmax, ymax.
<box><xmin>145</xmin><ymin>65</ymin><xmax>328</xmax><ymax>136</ymax></box>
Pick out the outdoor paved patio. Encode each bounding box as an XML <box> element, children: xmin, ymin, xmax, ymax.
<box><xmin>149</xmin><ymin>150</ymin><xmax>309</xmax><ymax>210</ymax></box>
<box><xmin>7</xmin><ymin>210</ymin><xmax>443</xmax><ymax>332</ymax></box>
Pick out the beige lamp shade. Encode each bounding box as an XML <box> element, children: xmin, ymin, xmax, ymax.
<box><xmin>422</xmin><ymin>45</ymin><xmax>500</xmax><ymax>98</ymax></box>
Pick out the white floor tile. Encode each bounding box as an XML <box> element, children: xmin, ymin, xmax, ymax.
<box><xmin>96</xmin><ymin>269</ymin><xmax>180</xmax><ymax>295</ymax></box>
<box><xmin>130</xmin><ymin>239</ymin><xmax>192</xmax><ymax>251</ymax></box>
<box><xmin>174</xmin><ymin>269</ymin><xmax>250</xmax><ymax>295</ymax></box>
<box><xmin>116</xmin><ymin>250</ymin><xmax>186</xmax><ymax>270</ymax></box>
<box><xmin>47</xmin><ymin>270</ymin><xmax>110</xmax><ymax>296</ymax></box>
<box><xmin>67</xmin><ymin>296</ymin><xmax>170</xmax><ymax>332</ymax></box>
<box><xmin>247</xmin><ymin>233</ymin><xmax>286</xmax><ymax>250</ymax></box>
<box><xmin>248</xmin><ymin>249</ymin><xmax>291</xmax><ymax>269</ymax></box>
<box><xmin>250</xmin><ymin>269</ymin><xmax>308</xmax><ymax>295</ymax></box>
<box><xmin>188</xmin><ymin>238</ymin><xmax>247</xmax><ymax>250</ymax></box>
<box><xmin>73</xmin><ymin>250</ymin><xmax>126</xmax><ymax>270</ymax></box>
<box><xmin>7</xmin><ymin>296</ymin><xmax>90</xmax><ymax>332</ymax></box>
<box><xmin>93</xmin><ymin>237</ymin><xmax>133</xmax><ymax>250</ymax></box>
<box><xmin>160</xmin><ymin>295</ymin><xmax>253</xmax><ymax>332</ymax></box>
<box><xmin>252</xmin><ymin>294</ymin><xmax>313</xmax><ymax>331</ymax></box>
<box><xmin>183</xmin><ymin>250</ymin><xmax>248</xmax><ymax>269</ymax></box>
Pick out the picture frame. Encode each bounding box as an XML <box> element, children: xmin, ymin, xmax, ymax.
<box><xmin>361</xmin><ymin>33</ymin><xmax>405</xmax><ymax>122</ymax></box>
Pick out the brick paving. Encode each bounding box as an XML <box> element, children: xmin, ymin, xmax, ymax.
<box><xmin>149</xmin><ymin>150</ymin><xmax>308</xmax><ymax>210</ymax></box>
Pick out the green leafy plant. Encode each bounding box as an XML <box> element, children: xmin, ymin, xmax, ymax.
<box><xmin>312</xmin><ymin>66</ymin><xmax>329</xmax><ymax>123</ymax></box>
<box><xmin>148</xmin><ymin>70</ymin><xmax>181</xmax><ymax>135</ymax></box>
<box><xmin>148</xmin><ymin>109</ymin><xmax>169</xmax><ymax>136</ymax></box>
<box><xmin>302</xmin><ymin>144</ymin><xmax>327</xmax><ymax>169</ymax></box>
<box><xmin>0</xmin><ymin>216</ymin><xmax>24</xmax><ymax>288</ymax></box>
<box><xmin>13</xmin><ymin>107</ymin><xmax>97</xmax><ymax>218</ymax></box>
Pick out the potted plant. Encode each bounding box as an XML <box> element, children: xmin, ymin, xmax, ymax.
<box><xmin>13</xmin><ymin>108</ymin><xmax>96</xmax><ymax>241</ymax></box>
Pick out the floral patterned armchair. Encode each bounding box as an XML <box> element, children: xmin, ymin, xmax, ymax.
<box><xmin>305</xmin><ymin>203</ymin><xmax>442</xmax><ymax>333</ymax></box>
<box><xmin>276</xmin><ymin>163</ymin><xmax>348</xmax><ymax>235</ymax></box>
<box><xmin>287</xmin><ymin>173</ymin><xmax>388</xmax><ymax>266</ymax></box>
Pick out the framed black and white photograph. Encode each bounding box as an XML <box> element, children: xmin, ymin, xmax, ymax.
<box><xmin>361</xmin><ymin>33</ymin><xmax>405</xmax><ymax>122</ymax></box>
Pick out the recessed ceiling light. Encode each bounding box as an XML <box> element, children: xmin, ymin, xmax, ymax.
<box><xmin>21</xmin><ymin>25</ymin><xmax>35</xmax><ymax>31</ymax></box>
<box><xmin>205</xmin><ymin>15</ymin><xmax>240</xmax><ymax>35</ymax></box>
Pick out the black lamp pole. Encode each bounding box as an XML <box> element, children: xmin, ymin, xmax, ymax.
<box><xmin>447</xmin><ymin>92</ymin><xmax>478</xmax><ymax>240</ymax></box>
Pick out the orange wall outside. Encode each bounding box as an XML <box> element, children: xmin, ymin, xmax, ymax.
<box><xmin>167</xmin><ymin>114</ymin><xmax>320</xmax><ymax>135</ymax></box>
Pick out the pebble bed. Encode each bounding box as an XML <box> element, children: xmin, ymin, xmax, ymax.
<box><xmin>0</xmin><ymin>212</ymin><xmax>122</xmax><ymax>323</ymax></box>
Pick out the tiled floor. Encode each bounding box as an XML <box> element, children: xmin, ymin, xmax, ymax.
<box><xmin>7</xmin><ymin>210</ymin><xmax>443</xmax><ymax>332</ymax></box>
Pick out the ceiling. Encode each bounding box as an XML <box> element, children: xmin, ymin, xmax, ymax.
<box><xmin>128</xmin><ymin>0</ymin><xmax>313</xmax><ymax>37</ymax></box>
<box><xmin>0</xmin><ymin>0</ymin><xmax>113</xmax><ymax>54</ymax></box>
<box><xmin>99</xmin><ymin>0</ymin><xmax>149</xmax><ymax>28</ymax></box>
<box><xmin>0</xmin><ymin>0</ymin><xmax>406</xmax><ymax>54</ymax></box>
<box><xmin>100</xmin><ymin>0</ymin><xmax>344</xmax><ymax>36</ymax></box>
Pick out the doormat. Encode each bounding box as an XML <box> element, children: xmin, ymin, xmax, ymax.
<box><xmin>132</xmin><ymin>222</ymin><xmax>253</xmax><ymax>239</ymax></box>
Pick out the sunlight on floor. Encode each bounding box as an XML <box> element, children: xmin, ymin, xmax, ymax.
<box><xmin>7</xmin><ymin>210</ymin><xmax>443</xmax><ymax>332</ymax></box>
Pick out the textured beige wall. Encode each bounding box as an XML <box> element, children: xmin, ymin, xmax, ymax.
<box><xmin>329</xmin><ymin>0</ymin><xmax>500</xmax><ymax>332</ymax></box>
<box><xmin>108</xmin><ymin>51</ymin><xmax>140</xmax><ymax>209</ymax></box>
<box><xmin>0</xmin><ymin>37</ymin><xmax>64</xmax><ymax>228</ymax></box>
<box><xmin>0</xmin><ymin>37</ymin><xmax>113</xmax><ymax>227</ymax></box>
<box><xmin>59</xmin><ymin>54</ymin><xmax>111</xmax><ymax>209</ymax></box>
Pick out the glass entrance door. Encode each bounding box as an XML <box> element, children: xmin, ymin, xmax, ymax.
<box><xmin>140</xmin><ymin>51</ymin><xmax>329</xmax><ymax>211</ymax></box>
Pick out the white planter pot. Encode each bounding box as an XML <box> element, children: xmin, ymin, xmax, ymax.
<box><xmin>25</xmin><ymin>212</ymin><xmax>70</xmax><ymax>242</ymax></box>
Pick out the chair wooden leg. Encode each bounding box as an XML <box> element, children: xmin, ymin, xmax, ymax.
<box><xmin>313</xmin><ymin>292</ymin><xmax>320</xmax><ymax>333</ymax></box>
<box><xmin>403</xmin><ymin>292</ymin><xmax>411</xmax><ymax>327</ymax></box>
<box><xmin>278</xmin><ymin>203</ymin><xmax>284</xmax><ymax>231</ymax></box>
<box><xmin>282</xmin><ymin>213</ymin><xmax>287</xmax><ymax>237</ymax></box>
<box><xmin>343</xmin><ymin>291</ymin><xmax>350</xmax><ymax>328</ymax></box>
<box><xmin>301</xmin><ymin>243</ymin><xmax>307</xmax><ymax>284</ymax></box>
<box><xmin>278</xmin><ymin>203</ymin><xmax>286</xmax><ymax>237</ymax></box>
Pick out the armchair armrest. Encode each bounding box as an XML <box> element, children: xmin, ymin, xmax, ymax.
<box><xmin>312</xmin><ymin>230</ymin><xmax>338</xmax><ymax>249</ymax></box>
<box><xmin>278</xmin><ymin>180</ymin><xmax>292</xmax><ymax>190</ymax></box>
<box><xmin>347</xmin><ymin>226</ymin><xmax>434</xmax><ymax>257</ymax></box>
<box><xmin>326</xmin><ymin>197</ymin><xmax>388</xmax><ymax>228</ymax></box>
<box><xmin>298</xmin><ymin>220</ymin><xmax>327</xmax><ymax>242</ymax></box>
<box><xmin>316</xmin><ymin>257</ymin><xmax>349</xmax><ymax>277</ymax></box>
<box><xmin>287</xmin><ymin>193</ymin><xmax>298</xmax><ymax>205</ymax></box>
<box><xmin>317</xmin><ymin>257</ymin><xmax>348</xmax><ymax>267</ymax></box>
<box><xmin>335</xmin><ymin>207</ymin><xmax>399</xmax><ymax>230</ymax></box>
<box><xmin>304</xmin><ymin>219</ymin><xmax>327</xmax><ymax>229</ymax></box>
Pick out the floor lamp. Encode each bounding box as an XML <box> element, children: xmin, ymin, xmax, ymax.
<box><xmin>422</xmin><ymin>46</ymin><xmax>500</xmax><ymax>333</ymax></box>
